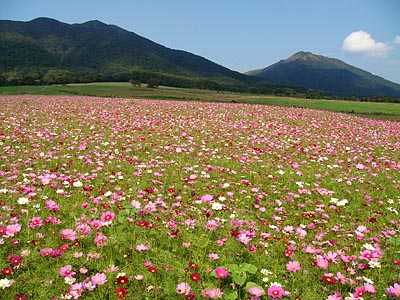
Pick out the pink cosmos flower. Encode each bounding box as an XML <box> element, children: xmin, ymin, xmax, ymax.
<box><xmin>236</xmin><ymin>233</ymin><xmax>252</xmax><ymax>244</ymax></box>
<box><xmin>326</xmin><ymin>290</ymin><xmax>342</xmax><ymax>300</ymax></box>
<box><xmin>61</xmin><ymin>228</ymin><xmax>78</xmax><ymax>241</ymax></box>
<box><xmin>386</xmin><ymin>283</ymin><xmax>400</xmax><ymax>297</ymax></box>
<box><xmin>316</xmin><ymin>257</ymin><xmax>329</xmax><ymax>269</ymax></box>
<box><xmin>91</xmin><ymin>273</ymin><xmax>107</xmax><ymax>285</ymax></box>
<box><xmin>248</xmin><ymin>286</ymin><xmax>264</xmax><ymax>297</ymax></box>
<box><xmin>215</xmin><ymin>267</ymin><xmax>229</xmax><ymax>278</ymax></box>
<box><xmin>69</xmin><ymin>283</ymin><xmax>83</xmax><ymax>299</ymax></box>
<box><xmin>136</xmin><ymin>244</ymin><xmax>150</xmax><ymax>251</ymax></box>
<box><xmin>201</xmin><ymin>194</ymin><xmax>213</xmax><ymax>203</ymax></box>
<box><xmin>40</xmin><ymin>248</ymin><xmax>53</xmax><ymax>257</ymax></box>
<box><xmin>208</xmin><ymin>253</ymin><xmax>219</xmax><ymax>260</ymax></box>
<box><xmin>267</xmin><ymin>284</ymin><xmax>284</xmax><ymax>298</ymax></box>
<box><xmin>101</xmin><ymin>211</ymin><xmax>115</xmax><ymax>223</ymax></box>
<box><xmin>45</xmin><ymin>200</ymin><xmax>60</xmax><ymax>211</ymax></box>
<box><xmin>59</xmin><ymin>265</ymin><xmax>76</xmax><ymax>278</ymax></box>
<box><xmin>353</xmin><ymin>286</ymin><xmax>367</xmax><ymax>299</ymax></box>
<box><xmin>5</xmin><ymin>224</ymin><xmax>21</xmax><ymax>237</ymax></box>
<box><xmin>80</xmin><ymin>278</ymin><xmax>95</xmax><ymax>291</ymax></box>
<box><xmin>364</xmin><ymin>283</ymin><xmax>376</xmax><ymax>293</ymax></box>
<box><xmin>90</xmin><ymin>220</ymin><xmax>102</xmax><ymax>229</ymax></box>
<box><xmin>94</xmin><ymin>231</ymin><xmax>107</xmax><ymax>247</ymax></box>
<box><xmin>202</xmin><ymin>288</ymin><xmax>223</xmax><ymax>298</ymax></box>
<box><xmin>29</xmin><ymin>217</ymin><xmax>42</xmax><ymax>228</ymax></box>
<box><xmin>73</xmin><ymin>252</ymin><xmax>83</xmax><ymax>258</ymax></box>
<box><xmin>176</xmin><ymin>282</ymin><xmax>191</xmax><ymax>296</ymax></box>
<box><xmin>76</xmin><ymin>223</ymin><xmax>92</xmax><ymax>235</ymax></box>
<box><xmin>286</xmin><ymin>261</ymin><xmax>301</xmax><ymax>272</ymax></box>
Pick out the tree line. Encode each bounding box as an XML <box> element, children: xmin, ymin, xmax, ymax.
<box><xmin>0</xmin><ymin>68</ymin><xmax>399</xmax><ymax>103</ymax></box>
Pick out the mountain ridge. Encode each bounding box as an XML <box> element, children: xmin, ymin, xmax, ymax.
<box><xmin>0</xmin><ymin>17</ymin><xmax>271</xmax><ymax>90</ymax></box>
<box><xmin>246</xmin><ymin>51</ymin><xmax>400</xmax><ymax>97</ymax></box>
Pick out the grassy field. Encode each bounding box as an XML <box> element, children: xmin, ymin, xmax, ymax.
<box><xmin>1</xmin><ymin>82</ymin><xmax>399</xmax><ymax>120</ymax></box>
<box><xmin>0</xmin><ymin>95</ymin><xmax>399</xmax><ymax>299</ymax></box>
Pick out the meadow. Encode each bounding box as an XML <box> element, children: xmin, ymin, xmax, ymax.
<box><xmin>1</xmin><ymin>82</ymin><xmax>400</xmax><ymax>121</ymax></box>
<box><xmin>0</xmin><ymin>95</ymin><xmax>399</xmax><ymax>300</ymax></box>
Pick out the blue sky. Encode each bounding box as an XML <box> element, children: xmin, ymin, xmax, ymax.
<box><xmin>1</xmin><ymin>0</ymin><xmax>400</xmax><ymax>83</ymax></box>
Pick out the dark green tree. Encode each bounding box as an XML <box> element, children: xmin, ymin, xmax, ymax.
<box><xmin>147</xmin><ymin>77</ymin><xmax>160</xmax><ymax>88</ymax></box>
<box><xmin>129</xmin><ymin>79</ymin><xmax>141</xmax><ymax>87</ymax></box>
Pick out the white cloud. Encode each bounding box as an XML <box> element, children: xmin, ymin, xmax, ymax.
<box><xmin>394</xmin><ymin>35</ymin><xmax>400</xmax><ymax>44</ymax></box>
<box><xmin>342</xmin><ymin>30</ymin><xmax>391</xmax><ymax>57</ymax></box>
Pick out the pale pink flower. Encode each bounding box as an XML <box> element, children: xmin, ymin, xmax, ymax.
<box><xmin>136</xmin><ymin>244</ymin><xmax>150</xmax><ymax>251</ymax></box>
<box><xmin>208</xmin><ymin>253</ymin><xmax>219</xmax><ymax>260</ymax></box>
<box><xmin>76</xmin><ymin>223</ymin><xmax>92</xmax><ymax>235</ymax></box>
<box><xmin>286</xmin><ymin>261</ymin><xmax>301</xmax><ymax>272</ymax></box>
<box><xmin>91</xmin><ymin>273</ymin><xmax>107</xmax><ymax>285</ymax></box>
<box><xmin>5</xmin><ymin>224</ymin><xmax>21</xmax><ymax>237</ymax></box>
<box><xmin>386</xmin><ymin>283</ymin><xmax>400</xmax><ymax>297</ymax></box>
<box><xmin>176</xmin><ymin>282</ymin><xmax>191</xmax><ymax>296</ymax></box>
<box><xmin>202</xmin><ymin>288</ymin><xmax>223</xmax><ymax>298</ymax></box>
<box><xmin>61</xmin><ymin>229</ymin><xmax>78</xmax><ymax>241</ymax></box>
<box><xmin>316</xmin><ymin>257</ymin><xmax>329</xmax><ymax>269</ymax></box>
<box><xmin>248</xmin><ymin>286</ymin><xmax>264</xmax><ymax>297</ymax></box>
<box><xmin>134</xmin><ymin>274</ymin><xmax>144</xmax><ymax>280</ymax></box>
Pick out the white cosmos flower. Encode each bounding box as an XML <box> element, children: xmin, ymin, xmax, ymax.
<box><xmin>0</xmin><ymin>278</ymin><xmax>12</xmax><ymax>289</ymax></box>
<box><xmin>72</xmin><ymin>181</ymin><xmax>83</xmax><ymax>187</ymax></box>
<box><xmin>336</xmin><ymin>199</ymin><xmax>348</xmax><ymax>206</ymax></box>
<box><xmin>368</xmin><ymin>261</ymin><xmax>381</xmax><ymax>269</ymax></box>
<box><xmin>363</xmin><ymin>243</ymin><xmax>375</xmax><ymax>250</ymax></box>
<box><xmin>212</xmin><ymin>202</ymin><xmax>223</xmax><ymax>210</ymax></box>
<box><xmin>64</xmin><ymin>277</ymin><xmax>76</xmax><ymax>285</ymax></box>
<box><xmin>17</xmin><ymin>197</ymin><xmax>29</xmax><ymax>205</ymax></box>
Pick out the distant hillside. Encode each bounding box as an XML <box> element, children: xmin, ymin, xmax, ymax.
<box><xmin>246</xmin><ymin>51</ymin><xmax>400</xmax><ymax>98</ymax></box>
<box><xmin>0</xmin><ymin>17</ymin><xmax>279</xmax><ymax>90</ymax></box>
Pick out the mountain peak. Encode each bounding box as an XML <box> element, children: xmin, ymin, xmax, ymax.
<box><xmin>285</xmin><ymin>51</ymin><xmax>337</xmax><ymax>66</ymax></box>
<box><xmin>286</xmin><ymin>51</ymin><xmax>315</xmax><ymax>61</ymax></box>
<box><xmin>80</xmin><ymin>20</ymin><xmax>108</xmax><ymax>28</ymax></box>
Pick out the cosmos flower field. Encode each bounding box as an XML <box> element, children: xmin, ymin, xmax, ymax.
<box><xmin>0</xmin><ymin>95</ymin><xmax>399</xmax><ymax>300</ymax></box>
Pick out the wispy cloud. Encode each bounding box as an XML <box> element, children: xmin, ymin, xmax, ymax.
<box><xmin>342</xmin><ymin>30</ymin><xmax>391</xmax><ymax>57</ymax></box>
<box><xmin>394</xmin><ymin>35</ymin><xmax>400</xmax><ymax>44</ymax></box>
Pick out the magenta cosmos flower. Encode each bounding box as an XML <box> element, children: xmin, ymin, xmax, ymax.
<box><xmin>267</xmin><ymin>284</ymin><xmax>284</xmax><ymax>298</ymax></box>
<box><xmin>29</xmin><ymin>217</ymin><xmax>42</xmax><ymax>228</ymax></box>
<box><xmin>59</xmin><ymin>265</ymin><xmax>75</xmax><ymax>278</ymax></box>
<box><xmin>215</xmin><ymin>267</ymin><xmax>229</xmax><ymax>278</ymax></box>
<box><xmin>101</xmin><ymin>211</ymin><xmax>115</xmax><ymax>223</ymax></box>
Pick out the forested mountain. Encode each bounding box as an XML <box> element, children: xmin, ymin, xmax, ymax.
<box><xmin>246</xmin><ymin>51</ymin><xmax>400</xmax><ymax>98</ymax></box>
<box><xmin>0</xmin><ymin>17</ymin><xmax>280</xmax><ymax>91</ymax></box>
